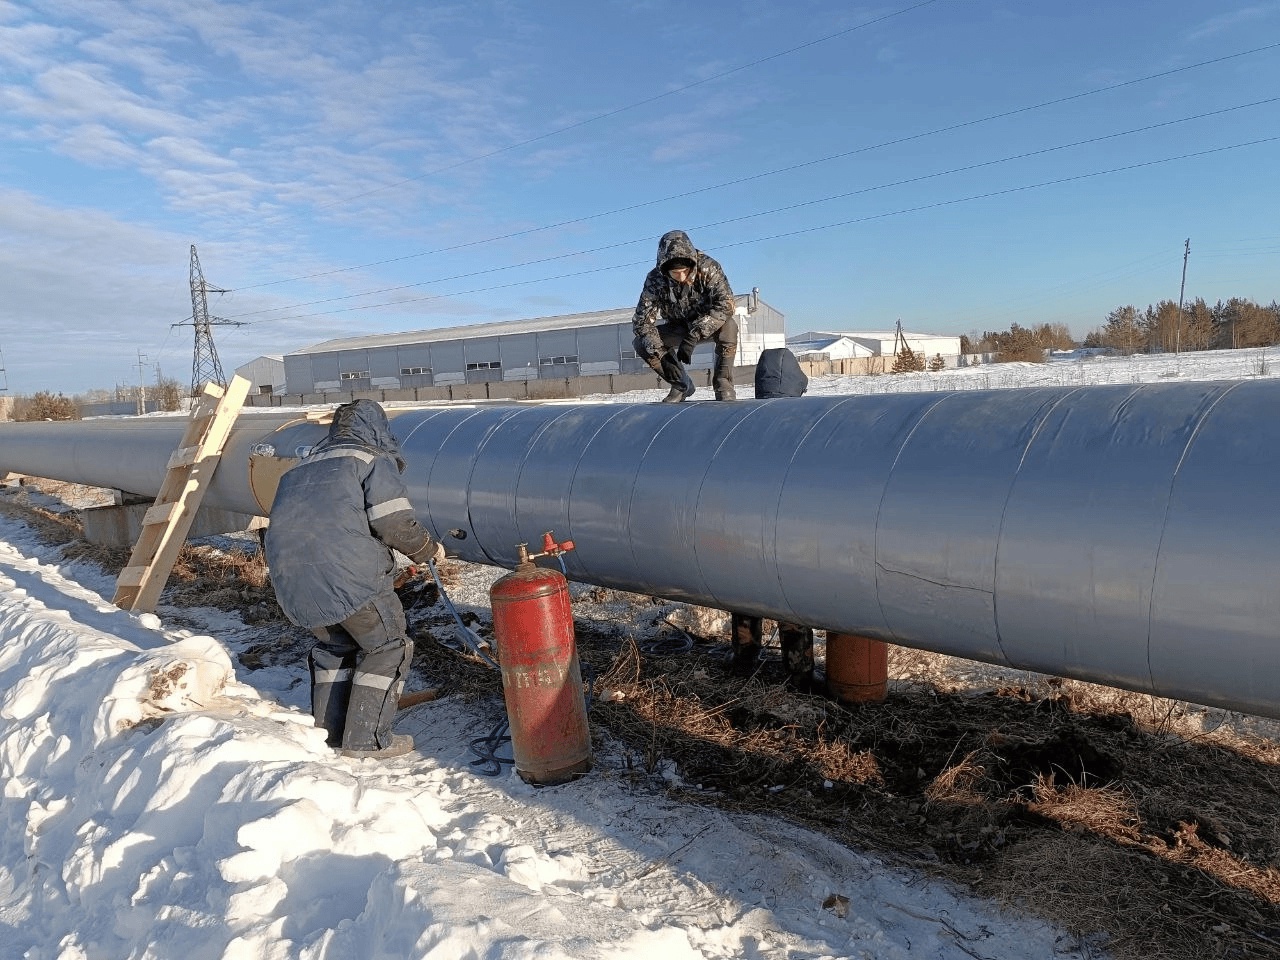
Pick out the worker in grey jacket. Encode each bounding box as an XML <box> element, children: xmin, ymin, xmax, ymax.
<box><xmin>266</xmin><ymin>399</ymin><xmax>444</xmax><ymax>759</ymax></box>
<box><xmin>633</xmin><ymin>229</ymin><xmax>739</xmax><ymax>402</ymax></box>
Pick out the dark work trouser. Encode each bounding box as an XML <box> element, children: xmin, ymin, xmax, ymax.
<box><xmin>310</xmin><ymin>590</ymin><xmax>413</xmax><ymax>750</ymax></box>
<box><xmin>730</xmin><ymin>612</ymin><xmax>815</xmax><ymax>685</ymax></box>
<box><xmin>636</xmin><ymin>314</ymin><xmax>739</xmax><ymax>400</ymax></box>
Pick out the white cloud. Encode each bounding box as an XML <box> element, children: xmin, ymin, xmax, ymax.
<box><xmin>0</xmin><ymin>21</ymin><xmax>68</xmax><ymax>69</ymax></box>
<box><xmin>1186</xmin><ymin>4</ymin><xmax>1277</xmax><ymax>41</ymax></box>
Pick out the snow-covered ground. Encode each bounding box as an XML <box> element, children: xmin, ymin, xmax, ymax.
<box><xmin>4</xmin><ymin>344</ymin><xmax>1278</xmax><ymax>960</ymax></box>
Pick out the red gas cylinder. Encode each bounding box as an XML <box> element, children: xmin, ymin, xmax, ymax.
<box><xmin>490</xmin><ymin>533</ymin><xmax>592</xmax><ymax>785</ymax></box>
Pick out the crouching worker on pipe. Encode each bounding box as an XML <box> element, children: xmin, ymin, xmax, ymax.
<box><xmin>632</xmin><ymin>229</ymin><xmax>739</xmax><ymax>402</ymax></box>
<box><xmin>265</xmin><ymin>399</ymin><xmax>446</xmax><ymax>760</ymax></box>
<box><xmin>729</xmin><ymin>348</ymin><xmax>820</xmax><ymax>692</ymax></box>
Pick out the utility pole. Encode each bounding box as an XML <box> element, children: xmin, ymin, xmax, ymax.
<box><xmin>1175</xmin><ymin>238</ymin><xmax>1190</xmax><ymax>355</ymax></box>
<box><xmin>136</xmin><ymin>351</ymin><xmax>149</xmax><ymax>416</ymax></box>
<box><xmin>174</xmin><ymin>245</ymin><xmax>243</xmax><ymax>398</ymax></box>
<box><xmin>0</xmin><ymin>342</ymin><xmax>8</xmax><ymax>393</ymax></box>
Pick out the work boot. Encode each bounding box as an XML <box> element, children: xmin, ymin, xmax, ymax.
<box><xmin>340</xmin><ymin>733</ymin><xmax>414</xmax><ymax>760</ymax></box>
<box><xmin>660</xmin><ymin>358</ymin><xmax>696</xmax><ymax>403</ymax></box>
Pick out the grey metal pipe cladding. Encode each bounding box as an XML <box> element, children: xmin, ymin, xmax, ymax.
<box><xmin>1</xmin><ymin>381</ymin><xmax>1277</xmax><ymax>719</ymax></box>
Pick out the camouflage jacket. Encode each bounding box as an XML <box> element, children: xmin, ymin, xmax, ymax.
<box><xmin>632</xmin><ymin>230</ymin><xmax>735</xmax><ymax>355</ymax></box>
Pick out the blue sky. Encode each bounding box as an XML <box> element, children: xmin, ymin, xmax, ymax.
<box><xmin>2</xmin><ymin>0</ymin><xmax>1278</xmax><ymax>394</ymax></box>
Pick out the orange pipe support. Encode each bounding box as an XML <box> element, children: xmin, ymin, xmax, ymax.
<box><xmin>826</xmin><ymin>632</ymin><xmax>888</xmax><ymax>704</ymax></box>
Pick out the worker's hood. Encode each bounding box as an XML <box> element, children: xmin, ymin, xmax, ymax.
<box><xmin>314</xmin><ymin>398</ymin><xmax>406</xmax><ymax>471</ymax></box>
<box><xmin>656</xmin><ymin>229</ymin><xmax>698</xmax><ymax>273</ymax></box>
<box><xmin>754</xmin><ymin>348</ymin><xmax>808</xmax><ymax>399</ymax></box>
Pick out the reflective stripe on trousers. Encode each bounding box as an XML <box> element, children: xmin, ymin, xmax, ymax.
<box><xmin>310</xmin><ymin>590</ymin><xmax>413</xmax><ymax>750</ymax></box>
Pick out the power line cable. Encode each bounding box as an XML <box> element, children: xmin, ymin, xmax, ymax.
<box><xmin>235</xmin><ymin>40</ymin><xmax>1280</xmax><ymax>292</ymax></box>
<box><xmin>241</xmin><ymin>135</ymin><xmax>1280</xmax><ymax>325</ymax></box>
<box><xmin>226</xmin><ymin>97</ymin><xmax>1280</xmax><ymax>319</ymax></box>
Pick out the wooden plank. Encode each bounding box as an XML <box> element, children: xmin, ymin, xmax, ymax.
<box><xmin>113</xmin><ymin>375</ymin><xmax>252</xmax><ymax>612</ymax></box>
<box><xmin>142</xmin><ymin>501</ymin><xmax>179</xmax><ymax>526</ymax></box>
<box><xmin>166</xmin><ymin>446</ymin><xmax>201</xmax><ymax>469</ymax></box>
<box><xmin>117</xmin><ymin>565</ymin><xmax>149</xmax><ymax>588</ymax></box>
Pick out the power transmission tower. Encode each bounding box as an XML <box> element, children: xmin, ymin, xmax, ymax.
<box><xmin>136</xmin><ymin>350</ymin><xmax>150</xmax><ymax>415</ymax></box>
<box><xmin>0</xmin><ymin>342</ymin><xmax>8</xmax><ymax>393</ymax></box>
<box><xmin>174</xmin><ymin>245</ymin><xmax>243</xmax><ymax>397</ymax></box>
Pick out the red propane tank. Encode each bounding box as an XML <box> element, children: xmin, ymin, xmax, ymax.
<box><xmin>490</xmin><ymin>534</ymin><xmax>591</xmax><ymax>785</ymax></box>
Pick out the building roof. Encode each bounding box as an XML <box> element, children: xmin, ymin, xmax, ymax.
<box><xmin>289</xmin><ymin>293</ymin><xmax>767</xmax><ymax>356</ymax></box>
<box><xmin>787</xmin><ymin>334</ymin><xmax>850</xmax><ymax>350</ymax></box>
<box><xmin>794</xmin><ymin>329</ymin><xmax>957</xmax><ymax>342</ymax></box>
<box><xmin>291</xmin><ymin>308</ymin><xmax>635</xmax><ymax>355</ymax></box>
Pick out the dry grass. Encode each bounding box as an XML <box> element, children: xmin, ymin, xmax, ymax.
<box><xmin>4</xmin><ymin>481</ymin><xmax>1280</xmax><ymax>959</ymax></box>
<box><xmin>571</xmin><ymin>615</ymin><xmax>1280</xmax><ymax>960</ymax></box>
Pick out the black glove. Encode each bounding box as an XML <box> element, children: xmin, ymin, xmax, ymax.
<box><xmin>658</xmin><ymin>352</ymin><xmax>687</xmax><ymax>387</ymax></box>
<box><xmin>676</xmin><ymin>335</ymin><xmax>697</xmax><ymax>365</ymax></box>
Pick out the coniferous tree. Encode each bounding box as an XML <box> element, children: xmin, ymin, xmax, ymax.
<box><xmin>891</xmin><ymin>344</ymin><xmax>925</xmax><ymax>373</ymax></box>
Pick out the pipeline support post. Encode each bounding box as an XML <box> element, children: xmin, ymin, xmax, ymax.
<box><xmin>826</xmin><ymin>632</ymin><xmax>889</xmax><ymax>704</ymax></box>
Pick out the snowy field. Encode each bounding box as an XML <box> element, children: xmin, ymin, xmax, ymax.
<box><xmin>2</xmin><ymin>345</ymin><xmax>1278</xmax><ymax>960</ymax></box>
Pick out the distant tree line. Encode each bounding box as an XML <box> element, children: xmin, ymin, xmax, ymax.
<box><xmin>955</xmin><ymin>297</ymin><xmax>1280</xmax><ymax>363</ymax></box>
<box><xmin>1082</xmin><ymin>297</ymin><xmax>1280</xmax><ymax>355</ymax></box>
<box><xmin>7</xmin><ymin>372</ymin><xmax>184</xmax><ymax>421</ymax></box>
<box><xmin>960</xmin><ymin>323</ymin><xmax>1075</xmax><ymax>363</ymax></box>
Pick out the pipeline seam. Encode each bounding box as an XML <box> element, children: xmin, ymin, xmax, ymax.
<box><xmin>870</xmin><ymin>394</ymin><xmax>951</xmax><ymax>646</ymax></box>
<box><xmin>510</xmin><ymin>408</ymin><xmax>578</xmax><ymax>555</ymax></box>
<box><xmin>561</xmin><ymin>405</ymin><xmax>633</xmax><ymax>577</ymax></box>
<box><xmin>772</xmin><ymin>397</ymin><xmax>860</xmax><ymax>626</ymax></box>
<box><xmin>688</xmin><ymin>403</ymin><xmax>772</xmax><ymax>612</ymax></box>
<box><xmin>990</xmin><ymin>386</ymin><xmax>1084</xmax><ymax>667</ymax></box>
<box><xmin>622</xmin><ymin>404</ymin><xmax>701</xmax><ymax>591</ymax></box>
<box><xmin>460</xmin><ymin>407</ymin><xmax>535</xmax><ymax>565</ymax></box>
<box><xmin>1143</xmin><ymin>380</ymin><xmax>1241</xmax><ymax>699</ymax></box>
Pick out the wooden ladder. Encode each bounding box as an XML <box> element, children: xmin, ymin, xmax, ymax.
<box><xmin>113</xmin><ymin>376</ymin><xmax>251</xmax><ymax>613</ymax></box>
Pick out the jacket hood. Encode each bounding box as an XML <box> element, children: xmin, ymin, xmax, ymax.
<box><xmin>315</xmin><ymin>399</ymin><xmax>406</xmax><ymax>470</ymax></box>
<box><xmin>656</xmin><ymin>230</ymin><xmax>698</xmax><ymax>272</ymax></box>
<box><xmin>754</xmin><ymin>348</ymin><xmax>808</xmax><ymax>399</ymax></box>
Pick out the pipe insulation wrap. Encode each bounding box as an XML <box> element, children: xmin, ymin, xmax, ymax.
<box><xmin>1</xmin><ymin>381</ymin><xmax>1277</xmax><ymax>719</ymax></box>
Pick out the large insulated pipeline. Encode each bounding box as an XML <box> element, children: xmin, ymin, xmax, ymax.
<box><xmin>1</xmin><ymin>381</ymin><xmax>1277</xmax><ymax>719</ymax></box>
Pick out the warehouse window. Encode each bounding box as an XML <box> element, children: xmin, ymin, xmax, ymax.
<box><xmin>400</xmin><ymin>366</ymin><xmax>430</xmax><ymax>376</ymax></box>
<box><xmin>620</xmin><ymin>349</ymin><xmax>637</xmax><ymax>360</ymax></box>
<box><xmin>538</xmin><ymin>355</ymin><xmax>579</xmax><ymax>366</ymax></box>
<box><xmin>466</xmin><ymin>361</ymin><xmax>501</xmax><ymax>371</ymax></box>
<box><xmin>339</xmin><ymin>370</ymin><xmax>370</xmax><ymax>380</ymax></box>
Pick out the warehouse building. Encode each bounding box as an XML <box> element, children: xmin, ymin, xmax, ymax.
<box><xmin>789</xmin><ymin>328</ymin><xmax>963</xmax><ymax>366</ymax></box>
<box><xmin>282</xmin><ymin>292</ymin><xmax>784</xmax><ymax>395</ymax></box>
<box><xmin>233</xmin><ymin>355</ymin><xmax>286</xmax><ymax>396</ymax></box>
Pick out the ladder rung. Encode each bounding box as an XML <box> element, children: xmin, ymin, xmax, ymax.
<box><xmin>142</xmin><ymin>501</ymin><xmax>178</xmax><ymax>525</ymax></box>
<box><xmin>168</xmin><ymin>446</ymin><xmax>201</xmax><ymax>469</ymax></box>
<box><xmin>117</xmin><ymin>565</ymin><xmax>150</xmax><ymax>588</ymax></box>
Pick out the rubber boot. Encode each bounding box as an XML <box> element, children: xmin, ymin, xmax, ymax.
<box><xmin>713</xmin><ymin>342</ymin><xmax>737</xmax><ymax>401</ymax></box>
